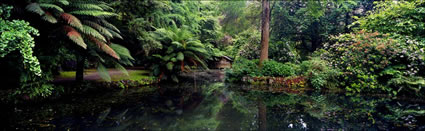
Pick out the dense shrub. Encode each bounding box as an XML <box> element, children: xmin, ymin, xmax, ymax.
<box><xmin>299</xmin><ymin>58</ymin><xmax>342</xmax><ymax>89</ymax></box>
<box><xmin>262</xmin><ymin>60</ymin><xmax>295</xmax><ymax>77</ymax></box>
<box><xmin>321</xmin><ymin>31</ymin><xmax>425</xmax><ymax>95</ymax></box>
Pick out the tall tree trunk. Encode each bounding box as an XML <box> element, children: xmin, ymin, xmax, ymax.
<box><xmin>259</xmin><ymin>0</ymin><xmax>270</xmax><ymax>67</ymax></box>
<box><xmin>76</xmin><ymin>54</ymin><xmax>85</xmax><ymax>82</ymax></box>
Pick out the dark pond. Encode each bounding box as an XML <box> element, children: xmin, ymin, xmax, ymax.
<box><xmin>3</xmin><ymin>82</ymin><xmax>425</xmax><ymax>130</ymax></box>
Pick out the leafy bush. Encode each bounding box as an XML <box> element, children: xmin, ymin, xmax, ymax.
<box><xmin>322</xmin><ymin>31</ymin><xmax>425</xmax><ymax>95</ymax></box>
<box><xmin>262</xmin><ymin>60</ymin><xmax>295</xmax><ymax>77</ymax></box>
<box><xmin>299</xmin><ymin>58</ymin><xmax>342</xmax><ymax>89</ymax></box>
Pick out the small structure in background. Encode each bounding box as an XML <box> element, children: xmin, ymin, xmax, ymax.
<box><xmin>215</xmin><ymin>56</ymin><xmax>233</xmax><ymax>69</ymax></box>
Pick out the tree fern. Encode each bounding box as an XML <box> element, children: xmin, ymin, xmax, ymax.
<box><xmin>64</xmin><ymin>26</ymin><xmax>86</xmax><ymax>49</ymax></box>
<box><xmin>61</xmin><ymin>13</ymin><xmax>83</xmax><ymax>30</ymax></box>
<box><xmin>26</xmin><ymin>3</ymin><xmax>45</xmax><ymax>16</ymax></box>
<box><xmin>101</xmin><ymin>19</ymin><xmax>121</xmax><ymax>33</ymax></box>
<box><xmin>110</xmin><ymin>43</ymin><xmax>135</xmax><ymax>66</ymax></box>
<box><xmin>71</xmin><ymin>3</ymin><xmax>104</xmax><ymax>11</ymax></box>
<box><xmin>70</xmin><ymin>10</ymin><xmax>117</xmax><ymax>17</ymax></box>
<box><xmin>81</xmin><ymin>25</ymin><xmax>107</xmax><ymax>42</ymax></box>
<box><xmin>55</xmin><ymin>0</ymin><xmax>70</xmax><ymax>6</ymax></box>
<box><xmin>83</xmin><ymin>21</ymin><xmax>113</xmax><ymax>39</ymax></box>
<box><xmin>41</xmin><ymin>12</ymin><xmax>57</xmax><ymax>23</ymax></box>
<box><xmin>88</xmin><ymin>36</ymin><xmax>119</xmax><ymax>59</ymax></box>
<box><xmin>39</xmin><ymin>3</ymin><xmax>64</xmax><ymax>12</ymax></box>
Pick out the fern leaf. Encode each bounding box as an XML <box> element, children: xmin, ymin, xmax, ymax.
<box><xmin>97</xmin><ymin>3</ymin><xmax>114</xmax><ymax>11</ymax></box>
<box><xmin>61</xmin><ymin>13</ymin><xmax>83</xmax><ymax>30</ymax></box>
<box><xmin>107</xmin><ymin>29</ymin><xmax>123</xmax><ymax>39</ymax></box>
<box><xmin>39</xmin><ymin>3</ymin><xmax>64</xmax><ymax>12</ymax></box>
<box><xmin>110</xmin><ymin>43</ymin><xmax>134</xmax><ymax>66</ymax></box>
<box><xmin>41</xmin><ymin>12</ymin><xmax>58</xmax><ymax>23</ymax></box>
<box><xmin>56</xmin><ymin>0</ymin><xmax>69</xmax><ymax>5</ymax></box>
<box><xmin>88</xmin><ymin>36</ymin><xmax>120</xmax><ymax>59</ymax></box>
<box><xmin>83</xmin><ymin>21</ymin><xmax>113</xmax><ymax>39</ymax></box>
<box><xmin>26</xmin><ymin>3</ymin><xmax>45</xmax><ymax>16</ymax></box>
<box><xmin>70</xmin><ymin>10</ymin><xmax>117</xmax><ymax>17</ymax></box>
<box><xmin>101</xmin><ymin>19</ymin><xmax>121</xmax><ymax>33</ymax></box>
<box><xmin>64</xmin><ymin>26</ymin><xmax>86</xmax><ymax>49</ymax></box>
<box><xmin>81</xmin><ymin>25</ymin><xmax>107</xmax><ymax>42</ymax></box>
<box><xmin>71</xmin><ymin>4</ymin><xmax>104</xmax><ymax>11</ymax></box>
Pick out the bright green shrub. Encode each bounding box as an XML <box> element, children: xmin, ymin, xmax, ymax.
<box><xmin>322</xmin><ymin>31</ymin><xmax>425</xmax><ymax>95</ymax></box>
<box><xmin>262</xmin><ymin>60</ymin><xmax>295</xmax><ymax>77</ymax></box>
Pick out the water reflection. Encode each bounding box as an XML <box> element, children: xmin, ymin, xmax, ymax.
<box><xmin>5</xmin><ymin>82</ymin><xmax>425</xmax><ymax>130</ymax></box>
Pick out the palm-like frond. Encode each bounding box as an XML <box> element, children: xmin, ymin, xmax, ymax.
<box><xmin>41</xmin><ymin>12</ymin><xmax>58</xmax><ymax>23</ymax></box>
<box><xmin>39</xmin><ymin>3</ymin><xmax>64</xmax><ymax>12</ymax></box>
<box><xmin>81</xmin><ymin>25</ymin><xmax>107</xmax><ymax>42</ymax></box>
<box><xmin>88</xmin><ymin>36</ymin><xmax>120</xmax><ymax>59</ymax></box>
<box><xmin>64</xmin><ymin>26</ymin><xmax>86</xmax><ymax>49</ymax></box>
<box><xmin>83</xmin><ymin>21</ymin><xmax>113</xmax><ymax>39</ymax></box>
<box><xmin>26</xmin><ymin>3</ymin><xmax>45</xmax><ymax>16</ymax></box>
<box><xmin>107</xmin><ymin>29</ymin><xmax>123</xmax><ymax>39</ymax></box>
<box><xmin>61</xmin><ymin>13</ymin><xmax>83</xmax><ymax>30</ymax></box>
<box><xmin>55</xmin><ymin>0</ymin><xmax>70</xmax><ymax>6</ymax></box>
<box><xmin>70</xmin><ymin>10</ymin><xmax>117</xmax><ymax>17</ymax></box>
<box><xmin>71</xmin><ymin>4</ymin><xmax>104</xmax><ymax>11</ymax></box>
<box><xmin>110</xmin><ymin>44</ymin><xmax>135</xmax><ymax>66</ymax></box>
<box><xmin>101</xmin><ymin>20</ymin><xmax>121</xmax><ymax>33</ymax></box>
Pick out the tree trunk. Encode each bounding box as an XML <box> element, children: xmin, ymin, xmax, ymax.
<box><xmin>76</xmin><ymin>54</ymin><xmax>85</xmax><ymax>82</ymax></box>
<box><xmin>259</xmin><ymin>0</ymin><xmax>270</xmax><ymax>67</ymax></box>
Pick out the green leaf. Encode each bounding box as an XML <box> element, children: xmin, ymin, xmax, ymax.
<box><xmin>166</xmin><ymin>62</ymin><xmax>174</xmax><ymax>70</ymax></box>
<box><xmin>177</xmin><ymin>52</ymin><xmax>184</xmax><ymax>61</ymax></box>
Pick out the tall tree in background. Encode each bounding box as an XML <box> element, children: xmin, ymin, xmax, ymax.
<box><xmin>259</xmin><ymin>0</ymin><xmax>270</xmax><ymax>66</ymax></box>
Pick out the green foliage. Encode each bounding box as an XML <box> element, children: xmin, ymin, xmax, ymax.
<box><xmin>353</xmin><ymin>1</ymin><xmax>425</xmax><ymax>42</ymax></box>
<box><xmin>149</xmin><ymin>27</ymin><xmax>210</xmax><ymax>82</ymax></box>
<box><xmin>322</xmin><ymin>31</ymin><xmax>425</xmax><ymax>94</ymax></box>
<box><xmin>262</xmin><ymin>60</ymin><xmax>295</xmax><ymax>77</ymax></box>
<box><xmin>299</xmin><ymin>58</ymin><xmax>342</xmax><ymax>89</ymax></box>
<box><xmin>0</xmin><ymin>5</ymin><xmax>41</xmax><ymax>76</ymax></box>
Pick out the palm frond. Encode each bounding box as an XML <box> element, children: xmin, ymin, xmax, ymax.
<box><xmin>71</xmin><ymin>4</ymin><xmax>104</xmax><ymax>11</ymax></box>
<box><xmin>26</xmin><ymin>3</ymin><xmax>45</xmax><ymax>16</ymax></box>
<box><xmin>88</xmin><ymin>36</ymin><xmax>120</xmax><ymax>59</ymax></box>
<box><xmin>70</xmin><ymin>10</ymin><xmax>117</xmax><ymax>17</ymax></box>
<box><xmin>39</xmin><ymin>3</ymin><xmax>64</xmax><ymax>12</ymax></box>
<box><xmin>81</xmin><ymin>25</ymin><xmax>107</xmax><ymax>42</ymax></box>
<box><xmin>64</xmin><ymin>26</ymin><xmax>86</xmax><ymax>49</ymax></box>
<box><xmin>41</xmin><ymin>12</ymin><xmax>58</xmax><ymax>23</ymax></box>
<box><xmin>83</xmin><ymin>21</ymin><xmax>113</xmax><ymax>39</ymax></box>
<box><xmin>61</xmin><ymin>13</ymin><xmax>83</xmax><ymax>30</ymax></box>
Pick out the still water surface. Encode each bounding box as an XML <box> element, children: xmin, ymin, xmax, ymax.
<box><xmin>4</xmin><ymin>82</ymin><xmax>425</xmax><ymax>130</ymax></box>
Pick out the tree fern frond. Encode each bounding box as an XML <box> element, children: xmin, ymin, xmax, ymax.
<box><xmin>26</xmin><ymin>3</ymin><xmax>45</xmax><ymax>16</ymax></box>
<box><xmin>55</xmin><ymin>0</ymin><xmax>69</xmax><ymax>6</ymax></box>
<box><xmin>41</xmin><ymin>12</ymin><xmax>58</xmax><ymax>23</ymax></box>
<box><xmin>70</xmin><ymin>10</ymin><xmax>117</xmax><ymax>17</ymax></box>
<box><xmin>71</xmin><ymin>4</ymin><xmax>104</xmax><ymax>11</ymax></box>
<box><xmin>97</xmin><ymin>3</ymin><xmax>114</xmax><ymax>11</ymax></box>
<box><xmin>97</xmin><ymin>63</ymin><xmax>111</xmax><ymax>82</ymax></box>
<box><xmin>64</xmin><ymin>26</ymin><xmax>86</xmax><ymax>49</ymax></box>
<box><xmin>81</xmin><ymin>25</ymin><xmax>107</xmax><ymax>42</ymax></box>
<box><xmin>101</xmin><ymin>19</ymin><xmax>121</xmax><ymax>33</ymax></box>
<box><xmin>39</xmin><ymin>3</ymin><xmax>64</xmax><ymax>12</ymax></box>
<box><xmin>88</xmin><ymin>36</ymin><xmax>120</xmax><ymax>59</ymax></box>
<box><xmin>110</xmin><ymin>43</ymin><xmax>134</xmax><ymax>66</ymax></box>
<box><xmin>107</xmin><ymin>29</ymin><xmax>123</xmax><ymax>39</ymax></box>
<box><xmin>83</xmin><ymin>21</ymin><xmax>113</xmax><ymax>39</ymax></box>
<box><xmin>61</xmin><ymin>13</ymin><xmax>83</xmax><ymax>30</ymax></box>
